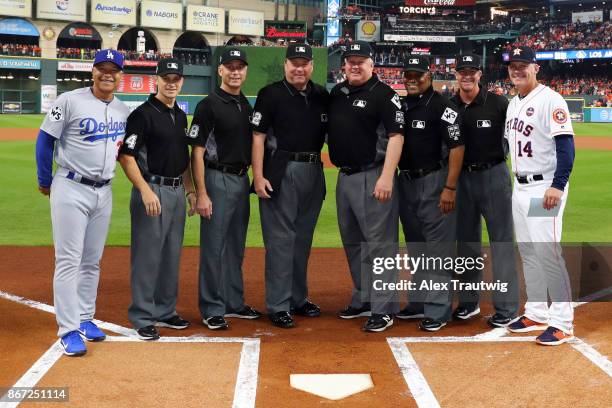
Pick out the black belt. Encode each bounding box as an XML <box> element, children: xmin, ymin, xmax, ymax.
<box><xmin>515</xmin><ymin>174</ymin><xmax>544</xmax><ymax>184</ymax></box>
<box><xmin>206</xmin><ymin>161</ymin><xmax>249</xmax><ymax>176</ymax></box>
<box><xmin>399</xmin><ymin>163</ymin><xmax>442</xmax><ymax>180</ymax></box>
<box><xmin>287</xmin><ymin>152</ymin><xmax>322</xmax><ymax>164</ymax></box>
<box><xmin>339</xmin><ymin>161</ymin><xmax>382</xmax><ymax>175</ymax></box>
<box><xmin>144</xmin><ymin>173</ymin><xmax>183</xmax><ymax>187</ymax></box>
<box><xmin>464</xmin><ymin>159</ymin><xmax>504</xmax><ymax>173</ymax></box>
<box><xmin>67</xmin><ymin>171</ymin><xmax>110</xmax><ymax>188</ymax></box>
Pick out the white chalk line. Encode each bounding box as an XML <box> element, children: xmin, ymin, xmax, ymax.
<box><xmin>0</xmin><ymin>291</ymin><xmax>260</xmax><ymax>408</ymax></box>
<box><xmin>387</xmin><ymin>338</ymin><xmax>440</xmax><ymax>408</ymax></box>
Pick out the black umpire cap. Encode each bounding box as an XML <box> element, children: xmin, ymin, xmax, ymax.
<box><xmin>403</xmin><ymin>54</ymin><xmax>430</xmax><ymax>73</ymax></box>
<box><xmin>506</xmin><ymin>46</ymin><xmax>537</xmax><ymax>64</ymax></box>
<box><xmin>286</xmin><ymin>43</ymin><xmax>312</xmax><ymax>60</ymax></box>
<box><xmin>156</xmin><ymin>58</ymin><xmax>183</xmax><ymax>76</ymax></box>
<box><xmin>456</xmin><ymin>54</ymin><xmax>481</xmax><ymax>71</ymax></box>
<box><xmin>343</xmin><ymin>41</ymin><xmax>374</xmax><ymax>59</ymax></box>
<box><xmin>219</xmin><ymin>47</ymin><xmax>248</xmax><ymax>65</ymax></box>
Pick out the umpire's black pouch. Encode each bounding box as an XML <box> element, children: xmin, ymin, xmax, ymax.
<box><xmin>249</xmin><ymin>149</ymin><xmax>290</xmax><ymax>198</ymax></box>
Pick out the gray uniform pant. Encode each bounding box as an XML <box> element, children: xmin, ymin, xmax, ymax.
<box><xmin>260</xmin><ymin>161</ymin><xmax>325</xmax><ymax>314</ymax></box>
<box><xmin>398</xmin><ymin>168</ymin><xmax>455</xmax><ymax>322</ymax></box>
<box><xmin>337</xmin><ymin>165</ymin><xmax>399</xmax><ymax>315</ymax></box>
<box><xmin>51</xmin><ymin>174</ymin><xmax>113</xmax><ymax>338</ymax></box>
<box><xmin>198</xmin><ymin>168</ymin><xmax>250</xmax><ymax>317</ymax></box>
<box><xmin>128</xmin><ymin>183</ymin><xmax>186</xmax><ymax>329</ymax></box>
<box><xmin>456</xmin><ymin>162</ymin><xmax>519</xmax><ymax>318</ymax></box>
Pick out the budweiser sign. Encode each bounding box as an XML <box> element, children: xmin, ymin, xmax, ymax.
<box><xmin>265</xmin><ymin>26</ymin><xmax>306</xmax><ymax>38</ymax></box>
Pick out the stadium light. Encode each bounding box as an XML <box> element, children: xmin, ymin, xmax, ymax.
<box><xmin>7</xmin><ymin>73</ymin><xmax>14</xmax><ymax>79</ymax></box>
<box><xmin>0</xmin><ymin>76</ymin><xmax>6</xmax><ymax>79</ymax></box>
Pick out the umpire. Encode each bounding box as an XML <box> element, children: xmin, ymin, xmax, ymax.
<box><xmin>450</xmin><ymin>54</ymin><xmax>518</xmax><ymax>327</ymax></box>
<box><xmin>252</xmin><ymin>43</ymin><xmax>328</xmax><ymax>328</ymax></box>
<box><xmin>395</xmin><ymin>55</ymin><xmax>465</xmax><ymax>332</ymax></box>
<box><xmin>328</xmin><ymin>41</ymin><xmax>404</xmax><ymax>332</ymax></box>
<box><xmin>189</xmin><ymin>48</ymin><xmax>262</xmax><ymax>330</ymax></box>
<box><xmin>119</xmin><ymin>58</ymin><xmax>196</xmax><ymax>340</ymax></box>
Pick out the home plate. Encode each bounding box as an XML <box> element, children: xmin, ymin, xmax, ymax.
<box><xmin>290</xmin><ymin>374</ymin><xmax>374</xmax><ymax>400</ymax></box>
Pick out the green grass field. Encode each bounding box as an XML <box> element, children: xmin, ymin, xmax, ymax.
<box><xmin>0</xmin><ymin>116</ymin><xmax>611</xmax><ymax>246</ymax></box>
<box><xmin>1</xmin><ymin>114</ymin><xmax>610</xmax><ymax>137</ymax></box>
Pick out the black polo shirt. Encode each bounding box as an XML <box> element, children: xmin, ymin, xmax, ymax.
<box><xmin>328</xmin><ymin>74</ymin><xmax>404</xmax><ymax>167</ymax></box>
<box><xmin>120</xmin><ymin>94</ymin><xmax>189</xmax><ymax>177</ymax></box>
<box><xmin>251</xmin><ymin>79</ymin><xmax>328</xmax><ymax>153</ymax></box>
<box><xmin>400</xmin><ymin>86</ymin><xmax>464</xmax><ymax>170</ymax></box>
<box><xmin>450</xmin><ymin>86</ymin><xmax>509</xmax><ymax>165</ymax></box>
<box><xmin>187</xmin><ymin>87</ymin><xmax>253</xmax><ymax>167</ymax></box>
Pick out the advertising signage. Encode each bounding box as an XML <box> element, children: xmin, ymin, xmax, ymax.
<box><xmin>502</xmin><ymin>49</ymin><xmax>612</xmax><ymax>61</ymax></box>
<box><xmin>264</xmin><ymin>21</ymin><xmax>307</xmax><ymax>39</ymax></box>
<box><xmin>404</xmin><ymin>0</ymin><xmax>475</xmax><ymax>6</ymax></box>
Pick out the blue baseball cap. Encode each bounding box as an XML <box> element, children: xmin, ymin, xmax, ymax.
<box><xmin>93</xmin><ymin>49</ymin><xmax>124</xmax><ymax>70</ymax></box>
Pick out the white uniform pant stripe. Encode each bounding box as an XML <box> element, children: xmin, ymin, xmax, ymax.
<box><xmin>512</xmin><ymin>180</ymin><xmax>574</xmax><ymax>333</ymax></box>
<box><xmin>50</xmin><ymin>176</ymin><xmax>113</xmax><ymax>337</ymax></box>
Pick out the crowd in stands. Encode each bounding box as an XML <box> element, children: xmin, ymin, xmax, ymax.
<box><xmin>1</xmin><ymin>43</ymin><xmax>41</xmax><ymax>57</ymax></box>
<box><xmin>57</xmin><ymin>47</ymin><xmax>97</xmax><ymax>59</ymax></box>
<box><xmin>509</xmin><ymin>21</ymin><xmax>612</xmax><ymax>51</ymax></box>
<box><xmin>488</xmin><ymin>76</ymin><xmax>612</xmax><ymax>98</ymax></box>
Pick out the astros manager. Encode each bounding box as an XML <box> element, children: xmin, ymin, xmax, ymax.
<box><xmin>328</xmin><ymin>41</ymin><xmax>404</xmax><ymax>333</ymax></box>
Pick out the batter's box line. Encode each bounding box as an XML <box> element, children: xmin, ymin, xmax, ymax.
<box><xmin>0</xmin><ymin>291</ymin><xmax>260</xmax><ymax>408</ymax></box>
<box><xmin>386</xmin><ymin>335</ymin><xmax>612</xmax><ymax>408</ymax></box>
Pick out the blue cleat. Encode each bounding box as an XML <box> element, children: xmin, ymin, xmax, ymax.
<box><xmin>61</xmin><ymin>331</ymin><xmax>87</xmax><ymax>356</ymax></box>
<box><xmin>79</xmin><ymin>321</ymin><xmax>106</xmax><ymax>342</ymax></box>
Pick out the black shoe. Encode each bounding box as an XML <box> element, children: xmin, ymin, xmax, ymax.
<box><xmin>419</xmin><ymin>318</ymin><xmax>447</xmax><ymax>332</ymax></box>
<box><xmin>337</xmin><ymin>305</ymin><xmax>371</xmax><ymax>319</ymax></box>
<box><xmin>363</xmin><ymin>314</ymin><xmax>394</xmax><ymax>332</ymax></box>
<box><xmin>225</xmin><ymin>305</ymin><xmax>263</xmax><ymax>319</ymax></box>
<box><xmin>269</xmin><ymin>311</ymin><xmax>295</xmax><ymax>328</ymax></box>
<box><xmin>396</xmin><ymin>305</ymin><xmax>425</xmax><ymax>320</ymax></box>
<box><xmin>291</xmin><ymin>300</ymin><xmax>321</xmax><ymax>317</ymax></box>
<box><xmin>155</xmin><ymin>315</ymin><xmax>190</xmax><ymax>329</ymax></box>
<box><xmin>487</xmin><ymin>313</ymin><xmax>514</xmax><ymax>328</ymax></box>
<box><xmin>203</xmin><ymin>316</ymin><xmax>229</xmax><ymax>330</ymax></box>
<box><xmin>137</xmin><ymin>325</ymin><xmax>160</xmax><ymax>341</ymax></box>
<box><xmin>452</xmin><ymin>305</ymin><xmax>480</xmax><ymax>321</ymax></box>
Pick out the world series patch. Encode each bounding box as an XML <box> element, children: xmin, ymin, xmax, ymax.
<box><xmin>448</xmin><ymin>124</ymin><xmax>460</xmax><ymax>140</ymax></box>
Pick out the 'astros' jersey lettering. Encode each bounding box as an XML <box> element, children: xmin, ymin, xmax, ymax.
<box><xmin>504</xmin><ymin>84</ymin><xmax>573</xmax><ymax>178</ymax></box>
<box><xmin>40</xmin><ymin>87</ymin><xmax>130</xmax><ymax>181</ymax></box>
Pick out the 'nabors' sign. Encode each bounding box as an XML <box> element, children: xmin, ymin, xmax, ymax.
<box><xmin>140</xmin><ymin>0</ymin><xmax>182</xmax><ymax>30</ymax></box>
<box><xmin>91</xmin><ymin>0</ymin><xmax>135</xmax><ymax>25</ymax></box>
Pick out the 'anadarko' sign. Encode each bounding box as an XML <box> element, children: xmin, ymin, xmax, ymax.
<box><xmin>91</xmin><ymin>0</ymin><xmax>136</xmax><ymax>26</ymax></box>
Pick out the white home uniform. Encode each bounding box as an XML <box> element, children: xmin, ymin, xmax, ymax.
<box><xmin>504</xmin><ymin>83</ymin><xmax>574</xmax><ymax>334</ymax></box>
<box><xmin>40</xmin><ymin>87</ymin><xmax>129</xmax><ymax>337</ymax></box>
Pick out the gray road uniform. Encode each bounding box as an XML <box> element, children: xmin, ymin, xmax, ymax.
<box><xmin>40</xmin><ymin>87</ymin><xmax>129</xmax><ymax>337</ymax></box>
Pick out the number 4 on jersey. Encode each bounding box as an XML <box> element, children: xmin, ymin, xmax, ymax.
<box><xmin>517</xmin><ymin>140</ymin><xmax>533</xmax><ymax>157</ymax></box>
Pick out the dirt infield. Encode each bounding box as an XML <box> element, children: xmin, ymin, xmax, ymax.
<box><xmin>1</xmin><ymin>247</ymin><xmax>611</xmax><ymax>407</ymax></box>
